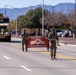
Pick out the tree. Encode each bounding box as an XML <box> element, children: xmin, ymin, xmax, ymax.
<box><xmin>42</xmin><ymin>11</ymin><xmax>69</xmax><ymax>29</ymax></box>
<box><xmin>17</xmin><ymin>15</ymin><xmax>26</xmax><ymax>29</ymax></box>
<box><xmin>68</xmin><ymin>10</ymin><xmax>75</xmax><ymax>28</ymax></box>
<box><xmin>17</xmin><ymin>8</ymin><xmax>49</xmax><ymax>35</ymax></box>
<box><xmin>10</xmin><ymin>20</ymin><xmax>16</xmax><ymax>31</ymax></box>
<box><xmin>17</xmin><ymin>8</ymin><xmax>42</xmax><ymax>28</ymax></box>
<box><xmin>54</xmin><ymin>12</ymin><xmax>70</xmax><ymax>28</ymax></box>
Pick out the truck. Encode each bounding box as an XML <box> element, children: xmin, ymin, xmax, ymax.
<box><xmin>0</xmin><ymin>13</ymin><xmax>11</xmax><ymax>42</ymax></box>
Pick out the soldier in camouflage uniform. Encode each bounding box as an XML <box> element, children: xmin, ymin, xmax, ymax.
<box><xmin>21</xmin><ymin>29</ymin><xmax>28</xmax><ymax>52</ymax></box>
<box><xmin>48</xmin><ymin>27</ymin><xmax>60</xmax><ymax>60</ymax></box>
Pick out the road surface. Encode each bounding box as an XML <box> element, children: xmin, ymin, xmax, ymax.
<box><xmin>0</xmin><ymin>37</ymin><xmax>76</xmax><ymax>75</ymax></box>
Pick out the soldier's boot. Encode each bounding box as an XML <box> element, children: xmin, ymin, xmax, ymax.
<box><xmin>47</xmin><ymin>47</ymin><xmax>49</xmax><ymax>52</ymax></box>
<box><xmin>54</xmin><ymin>56</ymin><xmax>57</xmax><ymax>60</ymax></box>
<box><xmin>25</xmin><ymin>44</ymin><xmax>28</xmax><ymax>52</ymax></box>
<box><xmin>22</xmin><ymin>48</ymin><xmax>24</xmax><ymax>52</ymax></box>
<box><xmin>54</xmin><ymin>49</ymin><xmax>57</xmax><ymax>60</ymax></box>
<box><xmin>51</xmin><ymin>54</ymin><xmax>53</xmax><ymax>60</ymax></box>
<box><xmin>51</xmin><ymin>57</ymin><xmax>53</xmax><ymax>60</ymax></box>
<box><xmin>25</xmin><ymin>47</ymin><xmax>28</xmax><ymax>52</ymax></box>
<box><xmin>26</xmin><ymin>49</ymin><xmax>27</xmax><ymax>52</ymax></box>
<box><xmin>22</xmin><ymin>44</ymin><xmax>24</xmax><ymax>52</ymax></box>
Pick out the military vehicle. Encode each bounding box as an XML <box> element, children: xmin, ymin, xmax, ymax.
<box><xmin>0</xmin><ymin>13</ymin><xmax>11</xmax><ymax>41</ymax></box>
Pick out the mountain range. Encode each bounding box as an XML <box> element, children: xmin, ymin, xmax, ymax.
<box><xmin>0</xmin><ymin>3</ymin><xmax>75</xmax><ymax>20</ymax></box>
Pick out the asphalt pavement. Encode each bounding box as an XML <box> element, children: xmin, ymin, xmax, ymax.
<box><xmin>1</xmin><ymin>38</ymin><xmax>76</xmax><ymax>75</ymax></box>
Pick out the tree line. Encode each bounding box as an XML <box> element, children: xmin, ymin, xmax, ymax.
<box><xmin>10</xmin><ymin>8</ymin><xmax>75</xmax><ymax>31</ymax></box>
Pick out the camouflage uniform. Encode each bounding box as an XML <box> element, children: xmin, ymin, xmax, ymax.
<box><xmin>46</xmin><ymin>26</ymin><xmax>51</xmax><ymax>52</ymax></box>
<box><xmin>48</xmin><ymin>28</ymin><xmax>59</xmax><ymax>60</ymax></box>
<box><xmin>21</xmin><ymin>29</ymin><xmax>28</xmax><ymax>52</ymax></box>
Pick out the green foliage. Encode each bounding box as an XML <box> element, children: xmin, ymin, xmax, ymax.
<box><xmin>17</xmin><ymin>8</ymin><xmax>73</xmax><ymax>31</ymax></box>
<box><xmin>17</xmin><ymin>8</ymin><xmax>42</xmax><ymax>29</ymax></box>
<box><xmin>10</xmin><ymin>20</ymin><xmax>16</xmax><ymax>31</ymax></box>
<box><xmin>17</xmin><ymin>15</ymin><xmax>26</xmax><ymax>28</ymax></box>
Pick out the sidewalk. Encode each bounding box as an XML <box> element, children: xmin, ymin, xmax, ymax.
<box><xmin>12</xmin><ymin>34</ymin><xmax>76</xmax><ymax>46</ymax></box>
<box><xmin>59</xmin><ymin>37</ymin><xmax>76</xmax><ymax>45</ymax></box>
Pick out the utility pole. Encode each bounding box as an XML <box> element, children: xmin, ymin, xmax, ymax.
<box><xmin>5</xmin><ymin>5</ymin><xmax>6</xmax><ymax>17</ymax></box>
<box><xmin>73</xmin><ymin>0</ymin><xmax>76</xmax><ymax>39</ymax></box>
<box><xmin>53</xmin><ymin>6</ymin><xmax>55</xmax><ymax>27</ymax></box>
<box><xmin>5</xmin><ymin>5</ymin><xmax>18</xmax><ymax>37</ymax></box>
<box><xmin>75</xmin><ymin>0</ymin><xmax>76</xmax><ymax>29</ymax></box>
<box><xmin>42</xmin><ymin>0</ymin><xmax>44</xmax><ymax>36</ymax></box>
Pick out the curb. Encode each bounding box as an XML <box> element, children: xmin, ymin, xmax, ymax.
<box><xmin>60</xmin><ymin>43</ymin><xmax>76</xmax><ymax>47</ymax></box>
<box><xmin>12</xmin><ymin>37</ymin><xmax>76</xmax><ymax>47</ymax></box>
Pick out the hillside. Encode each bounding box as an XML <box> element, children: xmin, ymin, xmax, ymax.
<box><xmin>0</xmin><ymin>3</ymin><xmax>75</xmax><ymax>20</ymax></box>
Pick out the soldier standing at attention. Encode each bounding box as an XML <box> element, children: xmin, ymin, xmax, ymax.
<box><xmin>21</xmin><ymin>29</ymin><xmax>28</xmax><ymax>52</ymax></box>
<box><xmin>48</xmin><ymin>27</ymin><xmax>60</xmax><ymax>60</ymax></box>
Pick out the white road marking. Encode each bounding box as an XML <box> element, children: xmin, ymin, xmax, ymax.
<box><xmin>20</xmin><ymin>65</ymin><xmax>32</xmax><ymax>72</ymax></box>
<box><xmin>4</xmin><ymin>56</ymin><xmax>10</xmax><ymax>60</ymax></box>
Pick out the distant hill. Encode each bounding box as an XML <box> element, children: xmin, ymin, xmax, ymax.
<box><xmin>0</xmin><ymin>3</ymin><xmax>75</xmax><ymax>20</ymax></box>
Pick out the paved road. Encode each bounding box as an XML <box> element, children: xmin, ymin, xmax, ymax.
<box><xmin>0</xmin><ymin>37</ymin><xmax>76</xmax><ymax>75</ymax></box>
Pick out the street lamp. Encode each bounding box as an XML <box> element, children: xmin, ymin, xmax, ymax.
<box><xmin>42</xmin><ymin>0</ymin><xmax>44</xmax><ymax>36</ymax></box>
<box><xmin>75</xmin><ymin>0</ymin><xmax>76</xmax><ymax>29</ymax></box>
<box><xmin>74</xmin><ymin>0</ymin><xmax>76</xmax><ymax>38</ymax></box>
<box><xmin>53</xmin><ymin>6</ymin><xmax>55</xmax><ymax>26</ymax></box>
<box><xmin>5</xmin><ymin>5</ymin><xmax>18</xmax><ymax>37</ymax></box>
<box><xmin>73</xmin><ymin>0</ymin><xmax>76</xmax><ymax>39</ymax></box>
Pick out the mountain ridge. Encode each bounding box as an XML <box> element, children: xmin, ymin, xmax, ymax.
<box><xmin>0</xmin><ymin>3</ymin><xmax>75</xmax><ymax>20</ymax></box>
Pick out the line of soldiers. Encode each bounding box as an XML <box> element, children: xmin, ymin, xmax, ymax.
<box><xmin>21</xmin><ymin>27</ymin><xmax>60</xmax><ymax>60</ymax></box>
